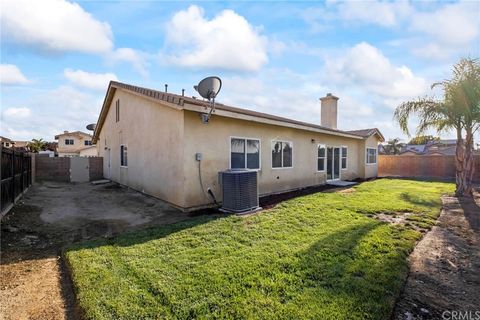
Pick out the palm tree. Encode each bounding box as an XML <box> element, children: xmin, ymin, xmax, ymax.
<box><xmin>27</xmin><ymin>138</ymin><xmax>47</xmax><ymax>153</ymax></box>
<box><xmin>407</xmin><ymin>135</ymin><xmax>439</xmax><ymax>145</ymax></box>
<box><xmin>394</xmin><ymin>58</ymin><xmax>480</xmax><ymax>196</ymax></box>
<box><xmin>384</xmin><ymin>138</ymin><xmax>404</xmax><ymax>155</ymax></box>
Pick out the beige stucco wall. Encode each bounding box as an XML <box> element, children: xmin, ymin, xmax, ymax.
<box><xmin>96</xmin><ymin>88</ymin><xmax>185</xmax><ymax>207</ymax></box>
<box><xmin>96</xmin><ymin>91</ymin><xmax>380</xmax><ymax>210</ymax></box>
<box><xmin>57</xmin><ymin>132</ymin><xmax>93</xmax><ymax>156</ymax></box>
<box><xmin>182</xmin><ymin>110</ymin><xmax>372</xmax><ymax>209</ymax></box>
<box><xmin>364</xmin><ymin>135</ymin><xmax>379</xmax><ymax>178</ymax></box>
<box><xmin>79</xmin><ymin>146</ymin><xmax>98</xmax><ymax>157</ymax></box>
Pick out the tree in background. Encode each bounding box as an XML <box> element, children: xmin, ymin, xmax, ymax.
<box><xmin>383</xmin><ymin>138</ymin><xmax>404</xmax><ymax>155</ymax></box>
<box><xmin>44</xmin><ymin>141</ymin><xmax>58</xmax><ymax>152</ymax></box>
<box><xmin>27</xmin><ymin>138</ymin><xmax>47</xmax><ymax>153</ymax></box>
<box><xmin>394</xmin><ymin>58</ymin><xmax>480</xmax><ymax>196</ymax></box>
<box><xmin>407</xmin><ymin>135</ymin><xmax>439</xmax><ymax>145</ymax></box>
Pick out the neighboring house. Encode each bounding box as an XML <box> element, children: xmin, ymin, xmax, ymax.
<box><xmin>38</xmin><ymin>150</ymin><xmax>55</xmax><ymax>157</ymax></box>
<box><xmin>400</xmin><ymin>144</ymin><xmax>427</xmax><ymax>155</ymax></box>
<box><xmin>0</xmin><ymin>136</ymin><xmax>14</xmax><ymax>148</ymax></box>
<box><xmin>378</xmin><ymin>144</ymin><xmax>387</xmax><ymax>155</ymax></box>
<box><xmin>93</xmin><ymin>81</ymin><xmax>384</xmax><ymax>211</ymax></box>
<box><xmin>55</xmin><ymin>131</ymin><xmax>97</xmax><ymax>157</ymax></box>
<box><xmin>13</xmin><ymin>141</ymin><xmax>29</xmax><ymax>150</ymax></box>
<box><xmin>399</xmin><ymin>139</ymin><xmax>461</xmax><ymax>156</ymax></box>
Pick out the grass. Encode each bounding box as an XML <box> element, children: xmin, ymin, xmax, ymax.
<box><xmin>66</xmin><ymin>179</ymin><xmax>454</xmax><ymax>320</ymax></box>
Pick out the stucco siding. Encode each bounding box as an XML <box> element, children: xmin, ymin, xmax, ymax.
<box><xmin>94</xmin><ymin>87</ymin><xmax>381</xmax><ymax>211</ymax></box>
<box><xmin>97</xmin><ymin>88</ymin><xmax>185</xmax><ymax>207</ymax></box>
<box><xmin>79</xmin><ymin>146</ymin><xmax>98</xmax><ymax>157</ymax></box>
<box><xmin>364</xmin><ymin>135</ymin><xmax>379</xmax><ymax>178</ymax></box>
<box><xmin>182</xmin><ymin>110</ymin><xmax>362</xmax><ymax>209</ymax></box>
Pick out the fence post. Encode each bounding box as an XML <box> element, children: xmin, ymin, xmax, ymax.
<box><xmin>0</xmin><ymin>147</ymin><xmax>2</xmax><ymax>209</ymax></box>
<box><xmin>21</xmin><ymin>152</ymin><xmax>24</xmax><ymax>194</ymax></box>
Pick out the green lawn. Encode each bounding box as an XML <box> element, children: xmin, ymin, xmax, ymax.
<box><xmin>66</xmin><ymin>179</ymin><xmax>453</xmax><ymax>320</ymax></box>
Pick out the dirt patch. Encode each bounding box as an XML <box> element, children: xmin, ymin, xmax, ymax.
<box><xmin>0</xmin><ymin>181</ymin><xmax>212</xmax><ymax>320</ymax></box>
<box><xmin>374</xmin><ymin>212</ymin><xmax>412</xmax><ymax>224</ymax></box>
<box><xmin>393</xmin><ymin>194</ymin><xmax>480</xmax><ymax>319</ymax></box>
<box><xmin>337</xmin><ymin>187</ymin><xmax>356</xmax><ymax>194</ymax></box>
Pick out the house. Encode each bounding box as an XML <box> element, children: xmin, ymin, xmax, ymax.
<box><xmin>55</xmin><ymin>131</ymin><xmax>97</xmax><ymax>157</ymax></box>
<box><xmin>13</xmin><ymin>140</ymin><xmax>29</xmax><ymax>150</ymax></box>
<box><xmin>0</xmin><ymin>136</ymin><xmax>14</xmax><ymax>148</ymax></box>
<box><xmin>93</xmin><ymin>81</ymin><xmax>384</xmax><ymax>211</ymax></box>
<box><xmin>399</xmin><ymin>139</ymin><xmax>461</xmax><ymax>156</ymax></box>
<box><xmin>400</xmin><ymin>144</ymin><xmax>427</xmax><ymax>155</ymax></box>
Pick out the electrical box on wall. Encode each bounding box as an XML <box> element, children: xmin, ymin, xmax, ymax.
<box><xmin>195</xmin><ymin>153</ymin><xmax>203</xmax><ymax>161</ymax></box>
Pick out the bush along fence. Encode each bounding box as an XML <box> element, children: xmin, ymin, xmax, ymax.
<box><xmin>378</xmin><ymin>154</ymin><xmax>480</xmax><ymax>182</ymax></box>
<box><xmin>1</xmin><ymin>147</ymin><xmax>33</xmax><ymax>216</ymax></box>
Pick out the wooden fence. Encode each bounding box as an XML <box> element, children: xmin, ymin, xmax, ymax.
<box><xmin>378</xmin><ymin>154</ymin><xmax>480</xmax><ymax>182</ymax></box>
<box><xmin>1</xmin><ymin>147</ymin><xmax>32</xmax><ymax>216</ymax></box>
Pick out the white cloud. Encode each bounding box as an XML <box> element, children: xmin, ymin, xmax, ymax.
<box><xmin>303</xmin><ymin>1</ymin><xmax>411</xmax><ymax>32</ymax></box>
<box><xmin>325</xmin><ymin>42</ymin><xmax>428</xmax><ymax>101</ymax></box>
<box><xmin>1</xmin><ymin>0</ymin><xmax>113</xmax><ymax>54</ymax></box>
<box><xmin>0</xmin><ymin>86</ymin><xmax>101</xmax><ymax>141</ymax></box>
<box><xmin>410</xmin><ymin>2</ymin><xmax>479</xmax><ymax>46</ymax></box>
<box><xmin>0</xmin><ymin>64</ymin><xmax>30</xmax><ymax>85</ymax></box>
<box><xmin>2</xmin><ymin>107</ymin><xmax>32</xmax><ymax>119</ymax></box>
<box><xmin>337</xmin><ymin>1</ymin><xmax>411</xmax><ymax>27</ymax></box>
<box><xmin>64</xmin><ymin>69</ymin><xmax>117</xmax><ymax>91</ymax></box>
<box><xmin>409</xmin><ymin>2</ymin><xmax>480</xmax><ymax>59</ymax></box>
<box><xmin>163</xmin><ymin>5</ymin><xmax>268</xmax><ymax>71</ymax></box>
<box><xmin>108</xmin><ymin>48</ymin><xmax>149</xmax><ymax>77</ymax></box>
<box><xmin>303</xmin><ymin>1</ymin><xmax>479</xmax><ymax>60</ymax></box>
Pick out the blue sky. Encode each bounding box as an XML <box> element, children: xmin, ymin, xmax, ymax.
<box><xmin>1</xmin><ymin>0</ymin><xmax>479</xmax><ymax>142</ymax></box>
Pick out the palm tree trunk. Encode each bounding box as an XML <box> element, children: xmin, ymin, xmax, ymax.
<box><xmin>455</xmin><ymin>127</ymin><xmax>466</xmax><ymax>196</ymax></box>
<box><xmin>463</xmin><ymin>128</ymin><xmax>475</xmax><ymax>196</ymax></box>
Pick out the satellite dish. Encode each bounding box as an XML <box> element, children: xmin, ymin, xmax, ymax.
<box><xmin>194</xmin><ymin>76</ymin><xmax>222</xmax><ymax>123</ymax></box>
<box><xmin>86</xmin><ymin>123</ymin><xmax>96</xmax><ymax>131</ymax></box>
<box><xmin>194</xmin><ymin>76</ymin><xmax>222</xmax><ymax>101</ymax></box>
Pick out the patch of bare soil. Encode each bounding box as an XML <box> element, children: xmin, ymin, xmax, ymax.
<box><xmin>393</xmin><ymin>193</ymin><xmax>480</xmax><ymax>319</ymax></box>
<box><xmin>0</xmin><ymin>181</ymin><xmax>209</xmax><ymax>320</ymax></box>
<box><xmin>375</xmin><ymin>212</ymin><xmax>412</xmax><ymax>224</ymax></box>
<box><xmin>337</xmin><ymin>187</ymin><xmax>357</xmax><ymax>194</ymax></box>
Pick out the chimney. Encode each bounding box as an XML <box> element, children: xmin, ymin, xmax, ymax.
<box><xmin>320</xmin><ymin>93</ymin><xmax>339</xmax><ymax>129</ymax></box>
<box><xmin>64</xmin><ymin>130</ymin><xmax>69</xmax><ymax>134</ymax></box>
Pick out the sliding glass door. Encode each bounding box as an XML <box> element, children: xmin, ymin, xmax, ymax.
<box><xmin>326</xmin><ymin>147</ymin><xmax>340</xmax><ymax>181</ymax></box>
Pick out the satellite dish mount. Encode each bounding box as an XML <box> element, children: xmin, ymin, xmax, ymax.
<box><xmin>194</xmin><ymin>76</ymin><xmax>222</xmax><ymax>123</ymax></box>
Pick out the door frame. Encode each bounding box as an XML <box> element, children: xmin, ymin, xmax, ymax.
<box><xmin>326</xmin><ymin>145</ymin><xmax>341</xmax><ymax>182</ymax></box>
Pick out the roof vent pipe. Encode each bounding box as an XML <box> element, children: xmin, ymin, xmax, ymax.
<box><xmin>165</xmin><ymin>84</ymin><xmax>168</xmax><ymax>92</ymax></box>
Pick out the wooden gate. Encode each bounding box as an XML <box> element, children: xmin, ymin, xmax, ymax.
<box><xmin>1</xmin><ymin>147</ymin><xmax>32</xmax><ymax>216</ymax></box>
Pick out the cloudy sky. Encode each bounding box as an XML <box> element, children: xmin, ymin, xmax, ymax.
<box><xmin>1</xmin><ymin>0</ymin><xmax>479</xmax><ymax>142</ymax></box>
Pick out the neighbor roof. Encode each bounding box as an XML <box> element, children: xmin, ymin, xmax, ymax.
<box><xmin>0</xmin><ymin>136</ymin><xmax>13</xmax><ymax>142</ymax></box>
<box><xmin>345</xmin><ymin>128</ymin><xmax>385</xmax><ymax>142</ymax></box>
<box><xmin>93</xmin><ymin>81</ymin><xmax>385</xmax><ymax>143</ymax></box>
<box><xmin>55</xmin><ymin>131</ymin><xmax>92</xmax><ymax>140</ymax></box>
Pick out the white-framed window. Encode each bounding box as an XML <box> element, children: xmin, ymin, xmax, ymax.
<box><xmin>230</xmin><ymin>137</ymin><xmax>260</xmax><ymax>170</ymax></box>
<box><xmin>120</xmin><ymin>144</ymin><xmax>128</xmax><ymax>167</ymax></box>
<box><xmin>84</xmin><ymin>140</ymin><xmax>92</xmax><ymax>146</ymax></box>
<box><xmin>272</xmin><ymin>140</ymin><xmax>293</xmax><ymax>168</ymax></box>
<box><xmin>317</xmin><ymin>144</ymin><xmax>326</xmax><ymax>171</ymax></box>
<box><xmin>366</xmin><ymin>147</ymin><xmax>377</xmax><ymax>164</ymax></box>
<box><xmin>65</xmin><ymin>139</ymin><xmax>74</xmax><ymax>145</ymax></box>
<box><xmin>341</xmin><ymin>147</ymin><xmax>348</xmax><ymax>169</ymax></box>
<box><xmin>115</xmin><ymin>99</ymin><xmax>120</xmax><ymax>123</ymax></box>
